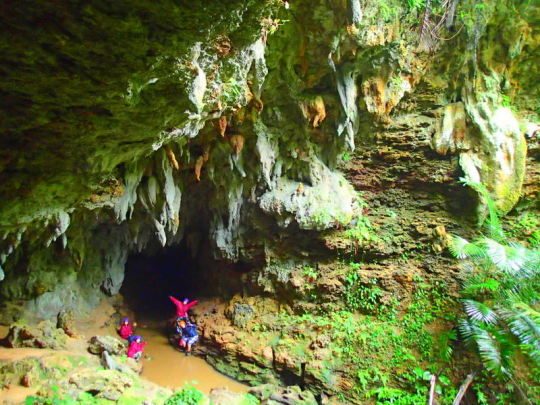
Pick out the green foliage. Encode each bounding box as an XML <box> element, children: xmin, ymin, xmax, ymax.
<box><xmin>164</xmin><ymin>383</ymin><xmax>205</xmax><ymax>405</ymax></box>
<box><xmin>456</xmin><ymin>0</ymin><xmax>493</xmax><ymax>36</ymax></box>
<box><xmin>405</xmin><ymin>0</ymin><xmax>424</xmax><ymax>11</ymax></box>
<box><xmin>507</xmin><ymin>212</ymin><xmax>540</xmax><ymax>247</ymax></box>
<box><xmin>500</xmin><ymin>94</ymin><xmax>513</xmax><ymax>108</ymax></box>
<box><xmin>344</xmin><ymin>272</ymin><xmax>386</xmax><ymax>315</ymax></box>
<box><xmin>342</xmin><ymin>215</ymin><xmax>379</xmax><ymax>251</ymax></box>
<box><xmin>278</xmin><ymin>275</ymin><xmax>455</xmax><ymax>402</ymax></box>
<box><xmin>450</xmin><ymin>182</ymin><xmax>540</xmax><ymax>390</ymax></box>
<box><xmin>220</xmin><ymin>78</ymin><xmax>245</xmax><ymax>105</ymax></box>
<box><xmin>377</xmin><ymin>0</ymin><xmax>400</xmax><ymax>22</ymax></box>
<box><xmin>302</xmin><ymin>266</ymin><xmax>318</xmax><ymax>281</ymax></box>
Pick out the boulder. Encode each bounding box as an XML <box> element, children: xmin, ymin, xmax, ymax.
<box><xmin>68</xmin><ymin>369</ymin><xmax>133</xmax><ymax>401</ymax></box>
<box><xmin>57</xmin><ymin>309</ymin><xmax>77</xmax><ymax>337</ymax></box>
<box><xmin>208</xmin><ymin>387</ymin><xmax>247</xmax><ymax>405</ymax></box>
<box><xmin>101</xmin><ymin>351</ymin><xmax>142</xmax><ymax>374</ymax></box>
<box><xmin>232</xmin><ymin>303</ymin><xmax>255</xmax><ymax>329</ymax></box>
<box><xmin>4</xmin><ymin>320</ymin><xmax>67</xmax><ymax>349</ymax></box>
<box><xmin>88</xmin><ymin>335</ymin><xmax>125</xmax><ymax>356</ymax></box>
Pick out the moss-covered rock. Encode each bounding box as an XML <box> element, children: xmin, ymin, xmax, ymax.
<box><xmin>4</xmin><ymin>320</ymin><xmax>68</xmax><ymax>350</ymax></box>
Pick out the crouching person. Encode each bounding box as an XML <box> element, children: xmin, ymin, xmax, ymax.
<box><xmin>177</xmin><ymin>320</ymin><xmax>198</xmax><ymax>356</ymax></box>
<box><xmin>127</xmin><ymin>335</ymin><xmax>147</xmax><ymax>361</ymax></box>
<box><xmin>119</xmin><ymin>318</ymin><xmax>136</xmax><ymax>340</ymax></box>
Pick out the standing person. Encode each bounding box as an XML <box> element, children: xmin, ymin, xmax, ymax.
<box><xmin>127</xmin><ymin>336</ymin><xmax>147</xmax><ymax>361</ymax></box>
<box><xmin>119</xmin><ymin>318</ymin><xmax>135</xmax><ymax>340</ymax></box>
<box><xmin>169</xmin><ymin>296</ymin><xmax>198</xmax><ymax>322</ymax></box>
<box><xmin>177</xmin><ymin>320</ymin><xmax>198</xmax><ymax>356</ymax></box>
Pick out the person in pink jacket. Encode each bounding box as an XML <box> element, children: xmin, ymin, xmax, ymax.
<box><xmin>119</xmin><ymin>318</ymin><xmax>134</xmax><ymax>340</ymax></box>
<box><xmin>127</xmin><ymin>336</ymin><xmax>147</xmax><ymax>361</ymax></box>
<box><xmin>169</xmin><ymin>296</ymin><xmax>198</xmax><ymax>321</ymax></box>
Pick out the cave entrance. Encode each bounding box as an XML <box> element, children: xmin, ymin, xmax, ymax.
<box><xmin>121</xmin><ymin>245</ymin><xmax>196</xmax><ymax>320</ymax></box>
<box><xmin>120</xmin><ymin>239</ymin><xmax>245</xmax><ymax>322</ymax></box>
<box><xmin>119</xmin><ymin>240</ymin><xmax>251</xmax><ymax>393</ymax></box>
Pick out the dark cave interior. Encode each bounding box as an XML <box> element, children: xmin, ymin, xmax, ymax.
<box><xmin>120</xmin><ymin>240</ymin><xmax>246</xmax><ymax>321</ymax></box>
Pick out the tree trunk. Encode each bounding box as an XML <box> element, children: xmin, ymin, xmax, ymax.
<box><xmin>452</xmin><ymin>372</ymin><xmax>476</xmax><ymax>405</ymax></box>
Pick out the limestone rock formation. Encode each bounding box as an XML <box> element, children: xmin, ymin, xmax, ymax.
<box><xmin>88</xmin><ymin>335</ymin><xmax>126</xmax><ymax>356</ymax></box>
<box><xmin>249</xmin><ymin>384</ymin><xmax>318</xmax><ymax>405</ymax></box>
<box><xmin>4</xmin><ymin>320</ymin><xmax>67</xmax><ymax>350</ymax></box>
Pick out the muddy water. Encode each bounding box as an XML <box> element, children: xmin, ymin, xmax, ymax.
<box><xmin>75</xmin><ymin>308</ymin><xmax>248</xmax><ymax>395</ymax></box>
<box><xmin>138</xmin><ymin>325</ymin><xmax>248</xmax><ymax>394</ymax></box>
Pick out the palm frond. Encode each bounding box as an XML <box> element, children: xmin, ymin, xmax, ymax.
<box><xmin>463</xmin><ymin>299</ymin><xmax>498</xmax><ymax>324</ymax></box>
<box><xmin>480</xmin><ymin>238</ymin><xmax>527</xmax><ymax>275</ymax></box>
<box><xmin>507</xmin><ymin>308</ymin><xmax>540</xmax><ymax>343</ymax></box>
<box><xmin>457</xmin><ymin>319</ymin><xmax>477</xmax><ymax>346</ymax></box>
<box><xmin>504</xmin><ymin>287</ymin><xmax>540</xmax><ymax>309</ymax></box>
<box><xmin>475</xmin><ymin>327</ymin><xmax>513</xmax><ymax>379</ymax></box>
<box><xmin>510</xmin><ymin>315</ymin><xmax>540</xmax><ymax>349</ymax></box>
<box><xmin>498</xmin><ymin>304</ymin><xmax>540</xmax><ymax>365</ymax></box>
<box><xmin>462</xmin><ymin>278</ymin><xmax>500</xmax><ymax>296</ymax></box>
<box><xmin>520</xmin><ymin>247</ymin><xmax>540</xmax><ymax>278</ymax></box>
<box><xmin>450</xmin><ymin>236</ymin><xmax>484</xmax><ymax>260</ymax></box>
<box><xmin>450</xmin><ymin>185</ymin><xmax>540</xmax><ymax>380</ymax></box>
<box><xmin>458</xmin><ymin>319</ymin><xmax>514</xmax><ymax>378</ymax></box>
<box><xmin>464</xmin><ymin>240</ymin><xmax>488</xmax><ymax>259</ymax></box>
<box><xmin>449</xmin><ymin>236</ymin><xmax>471</xmax><ymax>259</ymax></box>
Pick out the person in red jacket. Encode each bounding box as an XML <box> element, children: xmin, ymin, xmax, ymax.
<box><xmin>169</xmin><ymin>296</ymin><xmax>198</xmax><ymax>321</ymax></box>
<box><xmin>119</xmin><ymin>318</ymin><xmax>134</xmax><ymax>340</ymax></box>
<box><xmin>127</xmin><ymin>336</ymin><xmax>147</xmax><ymax>361</ymax></box>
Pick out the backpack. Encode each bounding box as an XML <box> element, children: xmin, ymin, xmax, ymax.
<box><xmin>183</xmin><ymin>324</ymin><xmax>198</xmax><ymax>338</ymax></box>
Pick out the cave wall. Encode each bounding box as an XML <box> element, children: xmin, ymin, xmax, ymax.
<box><xmin>0</xmin><ymin>0</ymin><xmax>538</xmax><ymax>401</ymax></box>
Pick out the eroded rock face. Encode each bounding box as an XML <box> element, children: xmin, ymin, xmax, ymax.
<box><xmin>249</xmin><ymin>384</ymin><xmax>318</xmax><ymax>405</ymax></box>
<box><xmin>0</xmin><ymin>0</ymin><xmax>536</xmax><ymax>320</ymax></box>
<box><xmin>4</xmin><ymin>320</ymin><xmax>68</xmax><ymax>350</ymax></box>
<box><xmin>208</xmin><ymin>388</ymin><xmax>249</xmax><ymax>405</ymax></box>
<box><xmin>68</xmin><ymin>369</ymin><xmax>133</xmax><ymax>401</ymax></box>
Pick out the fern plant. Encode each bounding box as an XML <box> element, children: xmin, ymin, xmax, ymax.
<box><xmin>450</xmin><ymin>180</ymin><xmax>540</xmax><ymax>384</ymax></box>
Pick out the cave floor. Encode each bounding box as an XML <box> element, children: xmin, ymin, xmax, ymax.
<box><xmin>78</xmin><ymin>298</ymin><xmax>249</xmax><ymax>394</ymax></box>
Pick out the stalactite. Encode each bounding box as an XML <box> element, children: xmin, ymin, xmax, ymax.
<box><xmin>229</xmin><ymin>135</ymin><xmax>245</xmax><ymax>155</ymax></box>
<box><xmin>165</xmin><ymin>147</ymin><xmax>180</xmax><ymax>170</ymax></box>
<box><xmin>194</xmin><ymin>155</ymin><xmax>205</xmax><ymax>181</ymax></box>
<box><xmin>203</xmin><ymin>146</ymin><xmax>211</xmax><ymax>163</ymax></box>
